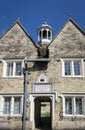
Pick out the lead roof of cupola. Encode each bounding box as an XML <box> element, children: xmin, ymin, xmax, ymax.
<box><xmin>37</xmin><ymin>21</ymin><xmax>53</xmax><ymax>31</ymax></box>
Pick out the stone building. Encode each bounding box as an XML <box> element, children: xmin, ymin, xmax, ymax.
<box><xmin>0</xmin><ymin>18</ymin><xmax>85</xmax><ymax>130</ymax></box>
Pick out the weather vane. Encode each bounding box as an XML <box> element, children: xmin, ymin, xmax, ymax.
<box><xmin>41</xmin><ymin>16</ymin><xmax>47</xmax><ymax>22</ymax></box>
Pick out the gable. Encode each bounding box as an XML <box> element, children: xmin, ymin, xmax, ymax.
<box><xmin>0</xmin><ymin>21</ymin><xmax>37</xmax><ymax>59</ymax></box>
<box><xmin>49</xmin><ymin>19</ymin><xmax>85</xmax><ymax>58</ymax></box>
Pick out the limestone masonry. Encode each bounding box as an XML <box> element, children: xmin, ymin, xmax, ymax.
<box><xmin>0</xmin><ymin>18</ymin><xmax>85</xmax><ymax>130</ymax></box>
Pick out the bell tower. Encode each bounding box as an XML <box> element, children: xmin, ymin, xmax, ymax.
<box><xmin>37</xmin><ymin>22</ymin><xmax>53</xmax><ymax>45</ymax></box>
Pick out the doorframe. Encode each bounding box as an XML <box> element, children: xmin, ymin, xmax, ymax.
<box><xmin>29</xmin><ymin>93</ymin><xmax>56</xmax><ymax>129</ymax></box>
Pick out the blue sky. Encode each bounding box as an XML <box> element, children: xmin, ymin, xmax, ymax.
<box><xmin>0</xmin><ymin>0</ymin><xmax>85</xmax><ymax>43</ymax></box>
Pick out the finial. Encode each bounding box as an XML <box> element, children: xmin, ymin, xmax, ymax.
<box><xmin>41</xmin><ymin>16</ymin><xmax>47</xmax><ymax>23</ymax></box>
<box><xmin>17</xmin><ymin>17</ymin><xmax>20</xmax><ymax>21</ymax></box>
<box><xmin>68</xmin><ymin>14</ymin><xmax>72</xmax><ymax>19</ymax></box>
<box><xmin>44</xmin><ymin>16</ymin><xmax>47</xmax><ymax>22</ymax></box>
<box><xmin>15</xmin><ymin>17</ymin><xmax>20</xmax><ymax>24</ymax></box>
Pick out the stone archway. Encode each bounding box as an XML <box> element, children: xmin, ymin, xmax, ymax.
<box><xmin>29</xmin><ymin>74</ymin><xmax>56</xmax><ymax>129</ymax></box>
<box><xmin>34</xmin><ymin>96</ymin><xmax>52</xmax><ymax>129</ymax></box>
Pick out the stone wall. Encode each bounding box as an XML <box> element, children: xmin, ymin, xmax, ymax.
<box><xmin>0</xmin><ymin>19</ymin><xmax>85</xmax><ymax>129</ymax></box>
<box><xmin>0</xmin><ymin>22</ymin><xmax>37</xmax><ymax>59</ymax></box>
<box><xmin>48</xmin><ymin>19</ymin><xmax>85</xmax><ymax>129</ymax></box>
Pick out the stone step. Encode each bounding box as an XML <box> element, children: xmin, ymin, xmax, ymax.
<box><xmin>34</xmin><ymin>127</ymin><xmax>51</xmax><ymax>130</ymax></box>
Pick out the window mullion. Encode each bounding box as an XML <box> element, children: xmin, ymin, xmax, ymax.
<box><xmin>73</xmin><ymin>97</ymin><xmax>75</xmax><ymax>116</ymax></box>
<box><xmin>10</xmin><ymin>97</ymin><xmax>13</xmax><ymax>116</ymax></box>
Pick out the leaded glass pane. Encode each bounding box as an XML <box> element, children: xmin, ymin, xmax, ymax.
<box><xmin>74</xmin><ymin>62</ymin><xmax>81</xmax><ymax>75</ymax></box>
<box><xmin>6</xmin><ymin>63</ymin><xmax>13</xmax><ymax>76</ymax></box>
<box><xmin>14</xmin><ymin>97</ymin><xmax>21</xmax><ymax>114</ymax></box>
<box><xmin>3</xmin><ymin>97</ymin><xmax>11</xmax><ymax>114</ymax></box>
<box><xmin>65</xmin><ymin>62</ymin><xmax>71</xmax><ymax>75</ymax></box>
<box><xmin>15</xmin><ymin>62</ymin><xmax>22</xmax><ymax>76</ymax></box>
<box><xmin>65</xmin><ymin>98</ymin><xmax>72</xmax><ymax>114</ymax></box>
<box><xmin>75</xmin><ymin>98</ymin><xmax>82</xmax><ymax>114</ymax></box>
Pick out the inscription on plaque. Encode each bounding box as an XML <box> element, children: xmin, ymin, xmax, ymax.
<box><xmin>33</xmin><ymin>83</ymin><xmax>53</xmax><ymax>93</ymax></box>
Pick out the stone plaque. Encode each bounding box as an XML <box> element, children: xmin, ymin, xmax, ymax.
<box><xmin>33</xmin><ymin>83</ymin><xmax>53</xmax><ymax>93</ymax></box>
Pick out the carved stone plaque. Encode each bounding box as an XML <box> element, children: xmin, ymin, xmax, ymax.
<box><xmin>33</xmin><ymin>83</ymin><xmax>53</xmax><ymax>93</ymax></box>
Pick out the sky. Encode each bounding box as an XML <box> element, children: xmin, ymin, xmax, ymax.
<box><xmin>0</xmin><ymin>0</ymin><xmax>85</xmax><ymax>43</ymax></box>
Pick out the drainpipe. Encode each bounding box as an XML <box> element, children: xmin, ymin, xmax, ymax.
<box><xmin>22</xmin><ymin>60</ymin><xmax>28</xmax><ymax>130</ymax></box>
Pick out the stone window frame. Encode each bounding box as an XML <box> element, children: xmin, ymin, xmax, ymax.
<box><xmin>61</xmin><ymin>58</ymin><xmax>84</xmax><ymax>77</ymax></box>
<box><xmin>3</xmin><ymin>60</ymin><xmax>24</xmax><ymax>78</ymax></box>
<box><xmin>0</xmin><ymin>94</ymin><xmax>23</xmax><ymax>117</ymax></box>
<box><xmin>62</xmin><ymin>94</ymin><xmax>85</xmax><ymax>118</ymax></box>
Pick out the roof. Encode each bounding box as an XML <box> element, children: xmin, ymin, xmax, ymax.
<box><xmin>37</xmin><ymin>21</ymin><xmax>53</xmax><ymax>32</ymax></box>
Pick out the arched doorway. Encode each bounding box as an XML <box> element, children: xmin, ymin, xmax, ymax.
<box><xmin>34</xmin><ymin>97</ymin><xmax>52</xmax><ymax>129</ymax></box>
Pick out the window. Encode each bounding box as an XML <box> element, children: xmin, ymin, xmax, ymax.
<box><xmin>40</xmin><ymin>79</ymin><xmax>45</xmax><ymax>82</ymax></box>
<box><xmin>14</xmin><ymin>97</ymin><xmax>21</xmax><ymax>114</ymax></box>
<box><xmin>3</xmin><ymin>97</ymin><xmax>11</xmax><ymax>114</ymax></box>
<box><xmin>65</xmin><ymin>98</ymin><xmax>72</xmax><ymax>114</ymax></box>
<box><xmin>6</xmin><ymin>63</ymin><xmax>13</xmax><ymax>76</ymax></box>
<box><xmin>43</xmin><ymin>30</ymin><xmax>47</xmax><ymax>38</ymax></box>
<box><xmin>2</xmin><ymin>96</ymin><xmax>22</xmax><ymax>116</ymax></box>
<box><xmin>76</xmin><ymin>98</ymin><xmax>82</xmax><ymax>114</ymax></box>
<box><xmin>62</xmin><ymin>59</ymin><xmax>84</xmax><ymax>77</ymax></box>
<box><xmin>64</xmin><ymin>96</ymin><xmax>83</xmax><ymax>116</ymax></box>
<box><xmin>37</xmin><ymin>74</ymin><xmax>48</xmax><ymax>83</ymax></box>
<box><xmin>15</xmin><ymin>62</ymin><xmax>22</xmax><ymax>76</ymax></box>
<box><xmin>39</xmin><ymin>31</ymin><xmax>41</xmax><ymax>38</ymax></box>
<box><xmin>65</xmin><ymin>62</ymin><xmax>71</xmax><ymax>75</ymax></box>
<box><xmin>3</xmin><ymin>61</ymin><xmax>23</xmax><ymax>77</ymax></box>
<box><xmin>74</xmin><ymin>62</ymin><xmax>81</xmax><ymax>75</ymax></box>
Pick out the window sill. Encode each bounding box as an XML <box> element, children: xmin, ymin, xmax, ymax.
<box><xmin>62</xmin><ymin>75</ymin><xmax>84</xmax><ymax>78</ymax></box>
<box><xmin>0</xmin><ymin>114</ymin><xmax>22</xmax><ymax>117</ymax></box>
<box><xmin>63</xmin><ymin>115</ymin><xmax>85</xmax><ymax>118</ymax></box>
<box><xmin>2</xmin><ymin>76</ymin><xmax>24</xmax><ymax>79</ymax></box>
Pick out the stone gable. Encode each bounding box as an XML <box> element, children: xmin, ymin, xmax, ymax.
<box><xmin>49</xmin><ymin>19</ymin><xmax>85</xmax><ymax>58</ymax></box>
<box><xmin>0</xmin><ymin>21</ymin><xmax>37</xmax><ymax>59</ymax></box>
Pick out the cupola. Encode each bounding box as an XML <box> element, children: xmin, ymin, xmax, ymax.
<box><xmin>37</xmin><ymin>22</ymin><xmax>53</xmax><ymax>44</ymax></box>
